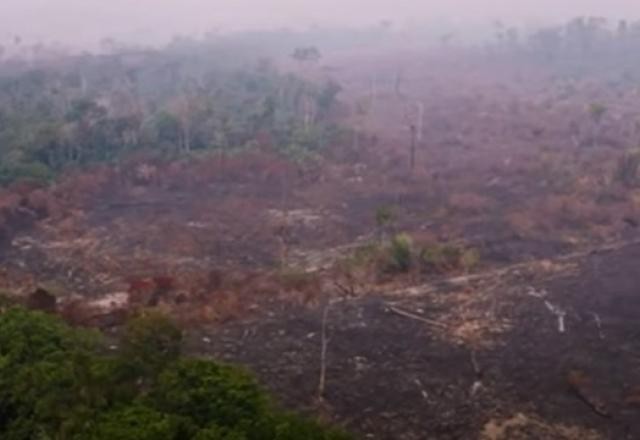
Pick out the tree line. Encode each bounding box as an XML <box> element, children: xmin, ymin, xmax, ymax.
<box><xmin>0</xmin><ymin>42</ymin><xmax>343</xmax><ymax>184</ymax></box>
<box><xmin>489</xmin><ymin>17</ymin><xmax>640</xmax><ymax>75</ymax></box>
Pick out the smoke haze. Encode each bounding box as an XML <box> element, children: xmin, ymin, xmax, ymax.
<box><xmin>2</xmin><ymin>0</ymin><xmax>640</xmax><ymax>48</ymax></box>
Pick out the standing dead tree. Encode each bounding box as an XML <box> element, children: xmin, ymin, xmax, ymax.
<box><xmin>394</xmin><ymin>68</ymin><xmax>404</xmax><ymax>98</ymax></box>
<box><xmin>402</xmin><ymin>101</ymin><xmax>425</xmax><ymax>174</ymax></box>
<box><xmin>317</xmin><ymin>300</ymin><xmax>331</xmax><ymax>401</ymax></box>
<box><xmin>588</xmin><ymin>102</ymin><xmax>607</xmax><ymax>148</ymax></box>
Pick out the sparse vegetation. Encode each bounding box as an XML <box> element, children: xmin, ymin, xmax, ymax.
<box><xmin>419</xmin><ymin>243</ymin><xmax>480</xmax><ymax>274</ymax></box>
<box><xmin>386</xmin><ymin>233</ymin><xmax>413</xmax><ymax>273</ymax></box>
<box><xmin>588</xmin><ymin>103</ymin><xmax>607</xmax><ymax>124</ymax></box>
<box><xmin>374</xmin><ymin>205</ymin><xmax>395</xmax><ymax>240</ymax></box>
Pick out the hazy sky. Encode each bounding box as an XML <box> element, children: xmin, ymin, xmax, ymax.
<box><xmin>2</xmin><ymin>0</ymin><xmax>640</xmax><ymax>47</ymax></box>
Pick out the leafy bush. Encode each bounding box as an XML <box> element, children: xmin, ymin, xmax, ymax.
<box><xmin>0</xmin><ymin>308</ymin><xmax>352</xmax><ymax>440</ymax></box>
<box><xmin>86</xmin><ymin>404</ymin><xmax>192</xmax><ymax>440</ymax></box>
<box><xmin>149</xmin><ymin>359</ymin><xmax>268</xmax><ymax>428</ymax></box>
<box><xmin>386</xmin><ymin>233</ymin><xmax>413</xmax><ymax>273</ymax></box>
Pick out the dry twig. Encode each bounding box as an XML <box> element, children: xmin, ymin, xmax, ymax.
<box><xmin>386</xmin><ymin>304</ymin><xmax>447</xmax><ymax>329</ymax></box>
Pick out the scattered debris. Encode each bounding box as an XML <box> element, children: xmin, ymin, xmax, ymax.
<box><xmin>526</xmin><ymin>286</ymin><xmax>566</xmax><ymax>333</ymax></box>
<box><xmin>413</xmin><ymin>379</ymin><xmax>429</xmax><ymax>400</ymax></box>
<box><xmin>526</xmin><ymin>286</ymin><xmax>548</xmax><ymax>299</ymax></box>
<box><xmin>469</xmin><ymin>350</ymin><xmax>483</xmax><ymax>397</ymax></box>
<box><xmin>590</xmin><ymin>312</ymin><xmax>605</xmax><ymax>340</ymax></box>
<box><xmin>544</xmin><ymin>300</ymin><xmax>567</xmax><ymax>333</ymax></box>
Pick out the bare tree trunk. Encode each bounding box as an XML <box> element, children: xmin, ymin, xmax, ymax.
<box><xmin>416</xmin><ymin>101</ymin><xmax>425</xmax><ymax>144</ymax></box>
<box><xmin>409</xmin><ymin>124</ymin><xmax>417</xmax><ymax>173</ymax></box>
<box><xmin>317</xmin><ymin>300</ymin><xmax>331</xmax><ymax>401</ymax></box>
<box><xmin>394</xmin><ymin>69</ymin><xmax>403</xmax><ymax>98</ymax></box>
<box><xmin>183</xmin><ymin>122</ymin><xmax>191</xmax><ymax>152</ymax></box>
<box><xmin>280</xmin><ymin>166</ymin><xmax>290</xmax><ymax>210</ymax></box>
<box><xmin>80</xmin><ymin>74</ymin><xmax>87</xmax><ymax>97</ymax></box>
<box><xmin>303</xmin><ymin>95</ymin><xmax>314</xmax><ymax>133</ymax></box>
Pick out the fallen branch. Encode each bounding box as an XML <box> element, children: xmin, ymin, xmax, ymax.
<box><xmin>526</xmin><ymin>286</ymin><xmax>567</xmax><ymax>333</ymax></box>
<box><xmin>470</xmin><ymin>350</ymin><xmax>481</xmax><ymax>376</ymax></box>
<box><xmin>386</xmin><ymin>305</ymin><xmax>447</xmax><ymax>329</ymax></box>
<box><xmin>332</xmin><ymin>280</ymin><xmax>356</xmax><ymax>297</ymax></box>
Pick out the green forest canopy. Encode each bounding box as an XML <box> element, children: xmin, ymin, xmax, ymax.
<box><xmin>0</xmin><ymin>307</ymin><xmax>351</xmax><ymax>440</ymax></box>
<box><xmin>0</xmin><ymin>41</ymin><xmax>343</xmax><ymax>184</ymax></box>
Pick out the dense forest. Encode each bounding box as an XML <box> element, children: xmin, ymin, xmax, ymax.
<box><xmin>0</xmin><ymin>38</ymin><xmax>343</xmax><ymax>184</ymax></box>
<box><xmin>488</xmin><ymin>17</ymin><xmax>640</xmax><ymax>77</ymax></box>
<box><xmin>2</xmin><ymin>16</ymin><xmax>640</xmax><ymax>186</ymax></box>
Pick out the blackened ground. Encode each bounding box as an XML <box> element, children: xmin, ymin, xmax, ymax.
<box><xmin>188</xmin><ymin>242</ymin><xmax>640</xmax><ymax>439</ymax></box>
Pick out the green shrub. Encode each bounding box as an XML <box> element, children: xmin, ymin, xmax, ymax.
<box><xmin>260</xmin><ymin>412</ymin><xmax>353</xmax><ymax>440</ymax></box>
<box><xmin>193</xmin><ymin>424</ymin><xmax>247</xmax><ymax>440</ymax></box>
<box><xmin>85</xmin><ymin>404</ymin><xmax>192</xmax><ymax>440</ymax></box>
<box><xmin>387</xmin><ymin>233</ymin><xmax>413</xmax><ymax>273</ymax></box>
<box><xmin>149</xmin><ymin>359</ymin><xmax>268</xmax><ymax>428</ymax></box>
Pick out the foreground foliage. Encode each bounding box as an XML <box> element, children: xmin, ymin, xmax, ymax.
<box><xmin>0</xmin><ymin>308</ymin><xmax>351</xmax><ymax>440</ymax></box>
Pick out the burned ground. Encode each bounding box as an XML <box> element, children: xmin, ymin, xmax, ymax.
<box><xmin>189</xmin><ymin>241</ymin><xmax>640</xmax><ymax>439</ymax></box>
<box><xmin>1</xmin><ymin>49</ymin><xmax>640</xmax><ymax>438</ymax></box>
